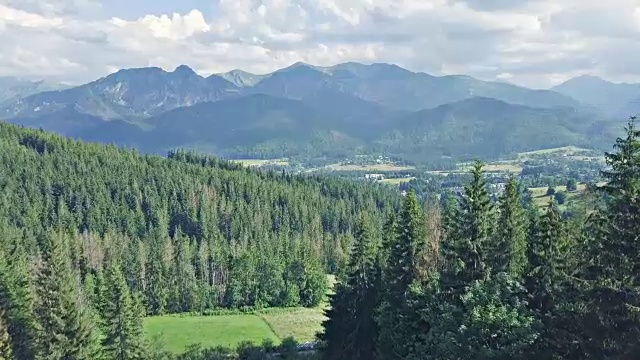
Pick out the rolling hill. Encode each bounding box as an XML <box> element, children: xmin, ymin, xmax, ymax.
<box><xmin>377</xmin><ymin>97</ymin><xmax>615</xmax><ymax>162</ymax></box>
<box><xmin>7</xmin><ymin>93</ymin><xmax>614</xmax><ymax>165</ymax></box>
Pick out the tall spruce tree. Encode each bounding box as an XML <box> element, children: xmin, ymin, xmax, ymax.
<box><xmin>376</xmin><ymin>191</ymin><xmax>427</xmax><ymax>360</ymax></box>
<box><xmin>441</xmin><ymin>161</ymin><xmax>494</xmax><ymax>293</ymax></box>
<box><xmin>379</xmin><ymin>211</ymin><xmax>398</xmax><ymax>270</ymax></box>
<box><xmin>0</xmin><ymin>306</ymin><xmax>13</xmax><ymax>360</ymax></box>
<box><xmin>321</xmin><ymin>215</ymin><xmax>380</xmax><ymax>360</ymax></box>
<box><xmin>579</xmin><ymin>116</ymin><xmax>640</xmax><ymax>357</ymax></box>
<box><xmin>33</xmin><ymin>232</ymin><xmax>102</xmax><ymax>360</ymax></box>
<box><xmin>0</xmin><ymin>247</ymin><xmax>37</xmax><ymax>359</ymax></box>
<box><xmin>493</xmin><ymin>176</ymin><xmax>528</xmax><ymax>278</ymax></box>
<box><xmin>101</xmin><ymin>261</ymin><xmax>146</xmax><ymax>360</ymax></box>
<box><xmin>524</xmin><ymin>200</ymin><xmax>571</xmax><ymax>358</ymax></box>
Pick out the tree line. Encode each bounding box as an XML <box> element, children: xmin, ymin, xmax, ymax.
<box><xmin>320</xmin><ymin>118</ymin><xmax>640</xmax><ymax>359</ymax></box>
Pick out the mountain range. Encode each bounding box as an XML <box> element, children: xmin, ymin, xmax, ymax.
<box><xmin>1</xmin><ymin>62</ymin><xmax>637</xmax><ymax>165</ymax></box>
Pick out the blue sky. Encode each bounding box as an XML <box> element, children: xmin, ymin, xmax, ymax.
<box><xmin>0</xmin><ymin>0</ymin><xmax>639</xmax><ymax>88</ymax></box>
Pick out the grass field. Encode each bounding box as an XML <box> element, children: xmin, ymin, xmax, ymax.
<box><xmin>230</xmin><ymin>158</ymin><xmax>289</xmax><ymax>167</ymax></box>
<box><xmin>144</xmin><ymin>314</ymin><xmax>279</xmax><ymax>353</ymax></box>
<box><xmin>379</xmin><ymin>177</ymin><xmax>416</xmax><ymax>185</ymax></box>
<box><xmin>257</xmin><ymin>308</ymin><xmax>326</xmax><ymax>342</ymax></box>
<box><xmin>145</xmin><ymin>275</ymin><xmax>336</xmax><ymax>353</ymax></box>
<box><xmin>326</xmin><ymin>163</ymin><xmax>415</xmax><ymax>172</ymax></box>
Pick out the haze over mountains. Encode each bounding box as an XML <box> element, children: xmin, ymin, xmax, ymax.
<box><xmin>1</xmin><ymin>62</ymin><xmax>637</xmax><ymax>165</ymax></box>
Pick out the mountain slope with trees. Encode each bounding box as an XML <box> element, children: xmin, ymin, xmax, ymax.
<box><xmin>0</xmin><ymin>121</ymin><xmax>398</xmax><ymax>320</ymax></box>
<box><xmin>2</xmin><ymin>95</ymin><xmax>616</xmax><ymax>165</ymax></box>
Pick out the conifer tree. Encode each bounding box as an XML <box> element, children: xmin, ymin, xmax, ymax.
<box><xmin>376</xmin><ymin>191</ymin><xmax>427</xmax><ymax>360</ymax></box>
<box><xmin>101</xmin><ymin>261</ymin><xmax>146</xmax><ymax>360</ymax></box>
<box><xmin>33</xmin><ymin>232</ymin><xmax>102</xmax><ymax>360</ymax></box>
<box><xmin>524</xmin><ymin>200</ymin><xmax>571</xmax><ymax>357</ymax></box>
<box><xmin>579</xmin><ymin>116</ymin><xmax>640</xmax><ymax>356</ymax></box>
<box><xmin>145</xmin><ymin>232</ymin><xmax>168</xmax><ymax>315</ymax></box>
<box><xmin>441</xmin><ymin>161</ymin><xmax>494</xmax><ymax>293</ymax></box>
<box><xmin>379</xmin><ymin>211</ymin><xmax>397</xmax><ymax>267</ymax></box>
<box><xmin>0</xmin><ymin>306</ymin><xmax>13</xmax><ymax>360</ymax></box>
<box><xmin>0</xmin><ymin>248</ymin><xmax>37</xmax><ymax>360</ymax></box>
<box><xmin>493</xmin><ymin>176</ymin><xmax>528</xmax><ymax>278</ymax></box>
<box><xmin>321</xmin><ymin>215</ymin><xmax>380</xmax><ymax>360</ymax></box>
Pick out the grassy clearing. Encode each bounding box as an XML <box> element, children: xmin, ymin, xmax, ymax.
<box><xmin>379</xmin><ymin>177</ymin><xmax>416</xmax><ymax>185</ymax></box>
<box><xmin>482</xmin><ymin>164</ymin><xmax>523</xmax><ymax>173</ymax></box>
<box><xmin>456</xmin><ymin>163</ymin><xmax>522</xmax><ymax>173</ymax></box>
<box><xmin>230</xmin><ymin>158</ymin><xmax>289</xmax><ymax>167</ymax></box>
<box><xmin>326</xmin><ymin>163</ymin><xmax>415</xmax><ymax>172</ymax></box>
<box><xmin>144</xmin><ymin>314</ymin><xmax>278</xmax><ymax>353</ymax></box>
<box><xmin>257</xmin><ymin>308</ymin><xmax>326</xmax><ymax>342</ymax></box>
<box><xmin>145</xmin><ymin>275</ymin><xmax>336</xmax><ymax>353</ymax></box>
<box><xmin>517</xmin><ymin>146</ymin><xmax>593</xmax><ymax>158</ymax></box>
<box><xmin>529</xmin><ymin>184</ymin><xmax>587</xmax><ymax>208</ymax></box>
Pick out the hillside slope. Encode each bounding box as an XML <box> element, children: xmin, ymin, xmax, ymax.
<box><xmin>0</xmin><ymin>122</ymin><xmax>397</xmax><ymax>313</ymax></box>
<box><xmin>377</xmin><ymin>97</ymin><xmax>616</xmax><ymax>162</ymax></box>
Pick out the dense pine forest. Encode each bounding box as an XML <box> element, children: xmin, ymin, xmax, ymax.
<box><xmin>1</xmin><ymin>117</ymin><xmax>639</xmax><ymax>359</ymax></box>
<box><xmin>0</xmin><ymin>121</ymin><xmax>398</xmax><ymax>359</ymax></box>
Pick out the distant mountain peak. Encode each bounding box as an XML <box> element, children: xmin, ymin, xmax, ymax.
<box><xmin>115</xmin><ymin>66</ymin><xmax>164</xmax><ymax>75</ymax></box>
<box><xmin>173</xmin><ymin>65</ymin><xmax>197</xmax><ymax>76</ymax></box>
<box><xmin>217</xmin><ymin>69</ymin><xmax>268</xmax><ymax>87</ymax></box>
<box><xmin>278</xmin><ymin>61</ymin><xmax>324</xmax><ymax>74</ymax></box>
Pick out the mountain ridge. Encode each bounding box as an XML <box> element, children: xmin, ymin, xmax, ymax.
<box><xmin>0</xmin><ymin>62</ymin><xmax>627</xmax><ymax>165</ymax></box>
<box><xmin>2</xmin><ymin>61</ymin><xmax>581</xmax><ymax>121</ymax></box>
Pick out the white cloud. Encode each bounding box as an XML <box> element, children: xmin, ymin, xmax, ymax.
<box><xmin>0</xmin><ymin>0</ymin><xmax>639</xmax><ymax>88</ymax></box>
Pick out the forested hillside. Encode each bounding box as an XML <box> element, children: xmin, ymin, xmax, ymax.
<box><xmin>0</xmin><ymin>120</ymin><xmax>397</xmax><ymax>316</ymax></box>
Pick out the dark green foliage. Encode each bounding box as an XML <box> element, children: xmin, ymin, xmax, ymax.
<box><xmin>319</xmin><ymin>119</ymin><xmax>640</xmax><ymax>359</ymax></box>
<box><xmin>376</xmin><ymin>191</ymin><xmax>428</xmax><ymax>360</ymax></box>
<box><xmin>566</xmin><ymin>178</ymin><xmax>578</xmax><ymax>192</ymax></box>
<box><xmin>0</xmin><ymin>306</ymin><xmax>13</xmax><ymax>360</ymax></box>
<box><xmin>320</xmin><ymin>216</ymin><xmax>380</xmax><ymax>360</ymax></box>
<box><xmin>578</xmin><ymin>117</ymin><xmax>640</xmax><ymax>357</ymax></box>
<box><xmin>33</xmin><ymin>232</ymin><xmax>102</xmax><ymax>360</ymax></box>
<box><xmin>493</xmin><ymin>176</ymin><xmax>528</xmax><ymax>277</ymax></box>
<box><xmin>0</xmin><ymin>240</ymin><xmax>37</xmax><ymax>360</ymax></box>
<box><xmin>421</xmin><ymin>274</ymin><xmax>539</xmax><ymax>360</ymax></box>
<box><xmin>101</xmin><ymin>262</ymin><xmax>146</xmax><ymax>359</ymax></box>
<box><xmin>442</xmin><ymin>161</ymin><xmax>494</xmax><ymax>291</ymax></box>
<box><xmin>0</xmin><ymin>122</ymin><xmax>395</xmax><ymax>314</ymax></box>
<box><xmin>524</xmin><ymin>201</ymin><xmax>572</xmax><ymax>358</ymax></box>
<box><xmin>554</xmin><ymin>191</ymin><xmax>567</xmax><ymax>205</ymax></box>
<box><xmin>546</xmin><ymin>186</ymin><xmax>556</xmax><ymax>196</ymax></box>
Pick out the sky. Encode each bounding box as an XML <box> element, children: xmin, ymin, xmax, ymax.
<box><xmin>0</xmin><ymin>0</ymin><xmax>639</xmax><ymax>88</ymax></box>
